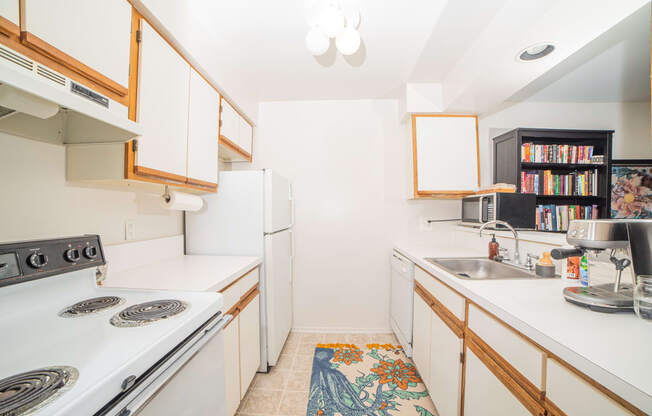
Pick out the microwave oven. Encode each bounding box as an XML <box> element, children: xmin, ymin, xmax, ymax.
<box><xmin>461</xmin><ymin>192</ymin><xmax>536</xmax><ymax>229</ymax></box>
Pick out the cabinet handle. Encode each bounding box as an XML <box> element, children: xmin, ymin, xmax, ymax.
<box><xmin>392</xmin><ymin>254</ymin><xmax>404</xmax><ymax>262</ymax></box>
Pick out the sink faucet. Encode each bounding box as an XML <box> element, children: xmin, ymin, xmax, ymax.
<box><xmin>479</xmin><ymin>220</ymin><xmax>522</xmax><ymax>266</ymax></box>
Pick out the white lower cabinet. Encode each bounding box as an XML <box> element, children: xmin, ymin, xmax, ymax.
<box><xmin>239</xmin><ymin>294</ymin><xmax>261</xmax><ymax>399</ymax></box>
<box><xmin>545</xmin><ymin>358</ymin><xmax>635</xmax><ymax>416</ymax></box>
<box><xmin>463</xmin><ymin>348</ymin><xmax>531</xmax><ymax>416</ymax></box>
<box><xmin>412</xmin><ymin>293</ymin><xmax>431</xmax><ymax>387</ymax></box>
<box><xmin>223</xmin><ymin>317</ymin><xmax>241</xmax><ymax>416</ymax></box>
<box><xmin>429</xmin><ymin>312</ymin><xmax>463</xmax><ymax>416</ymax></box>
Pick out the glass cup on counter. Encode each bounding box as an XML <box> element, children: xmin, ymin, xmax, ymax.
<box><xmin>634</xmin><ymin>275</ymin><xmax>652</xmax><ymax>321</ymax></box>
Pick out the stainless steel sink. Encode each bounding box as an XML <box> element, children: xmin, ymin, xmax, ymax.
<box><xmin>425</xmin><ymin>257</ymin><xmax>553</xmax><ymax>280</ymax></box>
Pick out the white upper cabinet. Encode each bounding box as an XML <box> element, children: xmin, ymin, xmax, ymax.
<box><xmin>0</xmin><ymin>1</ymin><xmax>19</xmax><ymax>26</ymax></box>
<box><xmin>220</xmin><ymin>99</ymin><xmax>239</xmax><ymax>145</ymax></box>
<box><xmin>411</xmin><ymin>115</ymin><xmax>479</xmax><ymax>198</ymax></box>
<box><xmin>239</xmin><ymin>116</ymin><xmax>253</xmax><ymax>155</ymax></box>
<box><xmin>187</xmin><ymin>69</ymin><xmax>219</xmax><ymax>184</ymax></box>
<box><xmin>136</xmin><ymin>20</ymin><xmax>190</xmax><ymax>177</ymax></box>
<box><xmin>22</xmin><ymin>0</ymin><xmax>131</xmax><ymax>88</ymax></box>
<box><xmin>219</xmin><ymin>98</ymin><xmax>253</xmax><ymax>160</ymax></box>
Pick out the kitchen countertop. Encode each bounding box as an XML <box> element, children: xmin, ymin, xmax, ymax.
<box><xmin>394</xmin><ymin>241</ymin><xmax>652</xmax><ymax>414</ymax></box>
<box><xmin>104</xmin><ymin>255</ymin><xmax>262</xmax><ymax>293</ymax></box>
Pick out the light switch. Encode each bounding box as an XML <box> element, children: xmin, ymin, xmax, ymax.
<box><xmin>125</xmin><ymin>220</ymin><xmax>136</xmax><ymax>241</ymax></box>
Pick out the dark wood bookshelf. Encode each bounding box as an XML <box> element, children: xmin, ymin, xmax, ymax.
<box><xmin>492</xmin><ymin>128</ymin><xmax>613</xmax><ymax>231</ymax></box>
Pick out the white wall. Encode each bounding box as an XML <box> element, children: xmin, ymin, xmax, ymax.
<box><xmin>238</xmin><ymin>99</ymin><xmax>457</xmax><ymax>332</ymax></box>
<box><xmin>478</xmin><ymin>101</ymin><xmax>651</xmax><ymax>187</ymax></box>
<box><xmin>0</xmin><ymin>132</ymin><xmax>183</xmax><ymax>245</ymax></box>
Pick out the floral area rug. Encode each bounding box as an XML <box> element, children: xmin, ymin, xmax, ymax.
<box><xmin>306</xmin><ymin>342</ymin><xmax>436</xmax><ymax>416</ymax></box>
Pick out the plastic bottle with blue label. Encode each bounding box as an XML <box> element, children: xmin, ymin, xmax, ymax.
<box><xmin>580</xmin><ymin>254</ymin><xmax>589</xmax><ymax>286</ymax></box>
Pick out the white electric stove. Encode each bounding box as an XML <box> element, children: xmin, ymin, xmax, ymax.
<box><xmin>0</xmin><ymin>235</ymin><xmax>229</xmax><ymax>416</ymax></box>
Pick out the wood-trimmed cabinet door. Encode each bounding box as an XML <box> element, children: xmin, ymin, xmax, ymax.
<box><xmin>187</xmin><ymin>69</ymin><xmax>219</xmax><ymax>186</ymax></box>
<box><xmin>239</xmin><ymin>293</ymin><xmax>260</xmax><ymax>398</ymax></box>
<box><xmin>223</xmin><ymin>316</ymin><xmax>241</xmax><ymax>416</ymax></box>
<box><xmin>238</xmin><ymin>116</ymin><xmax>253</xmax><ymax>155</ymax></box>
<box><xmin>412</xmin><ymin>293</ymin><xmax>432</xmax><ymax>388</ymax></box>
<box><xmin>220</xmin><ymin>99</ymin><xmax>239</xmax><ymax>148</ymax></box>
<box><xmin>135</xmin><ymin>19</ymin><xmax>190</xmax><ymax>179</ymax></box>
<box><xmin>428</xmin><ymin>312</ymin><xmax>463</xmax><ymax>416</ymax></box>
<box><xmin>20</xmin><ymin>0</ymin><xmax>131</xmax><ymax>101</ymax></box>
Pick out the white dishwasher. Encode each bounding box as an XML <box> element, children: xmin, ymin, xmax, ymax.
<box><xmin>390</xmin><ymin>250</ymin><xmax>415</xmax><ymax>357</ymax></box>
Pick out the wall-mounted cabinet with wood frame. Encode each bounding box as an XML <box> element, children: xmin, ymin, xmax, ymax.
<box><xmin>67</xmin><ymin>8</ymin><xmax>220</xmax><ymax>193</ymax></box>
<box><xmin>219</xmin><ymin>97</ymin><xmax>253</xmax><ymax>162</ymax></box>
<box><xmin>411</xmin><ymin>114</ymin><xmax>480</xmax><ymax>199</ymax></box>
<box><xmin>0</xmin><ymin>0</ymin><xmax>131</xmax><ymax>107</ymax></box>
<box><xmin>409</xmin><ymin>262</ymin><xmax>646</xmax><ymax>416</ymax></box>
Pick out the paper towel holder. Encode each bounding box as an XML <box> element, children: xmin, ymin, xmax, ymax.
<box><xmin>162</xmin><ymin>185</ymin><xmax>171</xmax><ymax>203</ymax></box>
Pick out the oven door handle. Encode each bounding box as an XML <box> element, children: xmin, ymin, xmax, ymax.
<box><xmin>116</xmin><ymin>314</ymin><xmax>232</xmax><ymax>416</ymax></box>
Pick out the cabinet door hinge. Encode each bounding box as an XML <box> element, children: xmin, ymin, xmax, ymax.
<box><xmin>459</xmin><ymin>352</ymin><xmax>465</xmax><ymax>363</ymax></box>
<box><xmin>132</xmin><ymin>139</ymin><xmax>138</xmax><ymax>152</ymax></box>
<box><xmin>136</xmin><ymin>29</ymin><xmax>142</xmax><ymax>43</ymax></box>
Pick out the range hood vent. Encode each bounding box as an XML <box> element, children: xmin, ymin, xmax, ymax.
<box><xmin>0</xmin><ymin>43</ymin><xmax>141</xmax><ymax>144</ymax></box>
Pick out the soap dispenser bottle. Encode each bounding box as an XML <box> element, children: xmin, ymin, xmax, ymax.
<box><xmin>489</xmin><ymin>234</ymin><xmax>499</xmax><ymax>260</ymax></box>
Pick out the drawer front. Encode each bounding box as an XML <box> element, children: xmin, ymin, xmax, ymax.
<box><xmin>546</xmin><ymin>359</ymin><xmax>635</xmax><ymax>416</ymax></box>
<box><xmin>415</xmin><ymin>266</ymin><xmax>465</xmax><ymax>321</ymax></box>
<box><xmin>220</xmin><ymin>267</ymin><xmax>260</xmax><ymax>312</ymax></box>
<box><xmin>468</xmin><ymin>304</ymin><xmax>544</xmax><ymax>391</ymax></box>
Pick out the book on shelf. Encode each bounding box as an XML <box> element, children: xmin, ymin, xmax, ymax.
<box><xmin>520</xmin><ymin>169</ymin><xmax>598</xmax><ymax>196</ymax></box>
<box><xmin>535</xmin><ymin>204</ymin><xmax>599</xmax><ymax>232</ymax></box>
<box><xmin>520</xmin><ymin>143</ymin><xmax>597</xmax><ymax>164</ymax></box>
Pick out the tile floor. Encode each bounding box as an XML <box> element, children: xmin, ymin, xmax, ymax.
<box><xmin>236</xmin><ymin>331</ymin><xmax>403</xmax><ymax>416</ymax></box>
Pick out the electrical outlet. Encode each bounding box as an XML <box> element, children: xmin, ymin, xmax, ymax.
<box><xmin>125</xmin><ymin>220</ymin><xmax>136</xmax><ymax>241</ymax></box>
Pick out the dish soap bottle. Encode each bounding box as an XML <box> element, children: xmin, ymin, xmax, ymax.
<box><xmin>580</xmin><ymin>254</ymin><xmax>590</xmax><ymax>286</ymax></box>
<box><xmin>489</xmin><ymin>234</ymin><xmax>499</xmax><ymax>260</ymax></box>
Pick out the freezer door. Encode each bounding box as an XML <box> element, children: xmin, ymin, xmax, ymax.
<box><xmin>264</xmin><ymin>170</ymin><xmax>292</xmax><ymax>233</ymax></box>
<box><xmin>264</xmin><ymin>228</ymin><xmax>293</xmax><ymax>366</ymax></box>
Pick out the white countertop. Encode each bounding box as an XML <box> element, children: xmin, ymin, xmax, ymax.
<box><xmin>394</xmin><ymin>241</ymin><xmax>652</xmax><ymax>414</ymax></box>
<box><xmin>104</xmin><ymin>255</ymin><xmax>262</xmax><ymax>293</ymax></box>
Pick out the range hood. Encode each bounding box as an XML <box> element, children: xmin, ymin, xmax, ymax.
<box><xmin>0</xmin><ymin>43</ymin><xmax>142</xmax><ymax>144</ymax></box>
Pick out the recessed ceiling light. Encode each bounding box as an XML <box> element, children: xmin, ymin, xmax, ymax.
<box><xmin>517</xmin><ymin>43</ymin><xmax>555</xmax><ymax>62</ymax></box>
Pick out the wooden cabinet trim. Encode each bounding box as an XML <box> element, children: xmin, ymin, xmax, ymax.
<box><xmin>466</xmin><ymin>327</ymin><xmax>543</xmax><ymax>403</ymax></box>
<box><xmin>240</xmin><ymin>286</ymin><xmax>259</xmax><ymax>311</ymax></box>
<box><xmin>414</xmin><ymin>281</ymin><xmax>463</xmax><ymax>338</ymax></box>
<box><xmin>0</xmin><ymin>16</ymin><xmax>19</xmax><ymax>37</ymax></box>
<box><xmin>219</xmin><ymin>135</ymin><xmax>252</xmax><ymax>161</ymax></box>
<box><xmin>128</xmin><ymin>7</ymin><xmax>141</xmax><ymax>122</ymax></box>
<box><xmin>186</xmin><ymin>177</ymin><xmax>218</xmax><ymax>191</ymax></box>
<box><xmin>411</xmin><ymin>114</ymin><xmax>480</xmax><ymax>200</ymax></box>
<box><xmin>467</xmin><ymin>339</ymin><xmax>545</xmax><ymax>416</ymax></box>
<box><xmin>134</xmin><ymin>165</ymin><xmax>186</xmax><ymax>184</ymax></box>
<box><xmin>544</xmin><ymin>397</ymin><xmax>567</xmax><ymax>416</ymax></box>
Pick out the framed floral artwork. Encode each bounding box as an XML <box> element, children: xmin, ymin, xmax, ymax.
<box><xmin>611</xmin><ymin>160</ymin><xmax>652</xmax><ymax>219</ymax></box>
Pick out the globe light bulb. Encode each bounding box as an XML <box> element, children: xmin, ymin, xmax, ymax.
<box><xmin>305</xmin><ymin>26</ymin><xmax>329</xmax><ymax>56</ymax></box>
<box><xmin>335</xmin><ymin>26</ymin><xmax>361</xmax><ymax>55</ymax></box>
<box><xmin>319</xmin><ymin>5</ymin><xmax>345</xmax><ymax>38</ymax></box>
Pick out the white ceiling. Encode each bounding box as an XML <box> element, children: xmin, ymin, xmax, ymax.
<box><xmin>509</xmin><ymin>2</ymin><xmax>651</xmax><ymax>103</ymax></box>
<box><xmin>140</xmin><ymin>0</ymin><xmax>650</xmax><ymax>120</ymax></box>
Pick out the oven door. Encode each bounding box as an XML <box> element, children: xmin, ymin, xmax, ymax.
<box><xmin>97</xmin><ymin>313</ymin><xmax>231</xmax><ymax>416</ymax></box>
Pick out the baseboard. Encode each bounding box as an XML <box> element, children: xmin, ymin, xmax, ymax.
<box><xmin>292</xmin><ymin>326</ymin><xmax>392</xmax><ymax>334</ymax></box>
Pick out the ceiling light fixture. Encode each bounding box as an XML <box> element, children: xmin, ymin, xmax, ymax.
<box><xmin>305</xmin><ymin>4</ymin><xmax>362</xmax><ymax>57</ymax></box>
<box><xmin>517</xmin><ymin>43</ymin><xmax>555</xmax><ymax>61</ymax></box>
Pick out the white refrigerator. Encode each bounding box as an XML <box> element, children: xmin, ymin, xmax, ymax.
<box><xmin>185</xmin><ymin>170</ymin><xmax>293</xmax><ymax>371</ymax></box>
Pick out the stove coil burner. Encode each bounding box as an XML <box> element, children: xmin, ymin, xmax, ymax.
<box><xmin>59</xmin><ymin>296</ymin><xmax>125</xmax><ymax>318</ymax></box>
<box><xmin>0</xmin><ymin>366</ymin><xmax>78</xmax><ymax>416</ymax></box>
<box><xmin>110</xmin><ymin>299</ymin><xmax>188</xmax><ymax>327</ymax></box>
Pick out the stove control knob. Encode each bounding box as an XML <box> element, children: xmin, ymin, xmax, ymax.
<box><xmin>28</xmin><ymin>252</ymin><xmax>48</xmax><ymax>269</ymax></box>
<box><xmin>83</xmin><ymin>245</ymin><xmax>98</xmax><ymax>260</ymax></box>
<box><xmin>65</xmin><ymin>248</ymin><xmax>81</xmax><ymax>263</ymax></box>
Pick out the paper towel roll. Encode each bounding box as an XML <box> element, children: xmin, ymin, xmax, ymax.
<box><xmin>161</xmin><ymin>191</ymin><xmax>204</xmax><ymax>211</ymax></box>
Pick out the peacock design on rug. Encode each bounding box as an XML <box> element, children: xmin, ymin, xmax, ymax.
<box><xmin>306</xmin><ymin>345</ymin><xmax>435</xmax><ymax>416</ymax></box>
